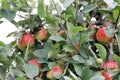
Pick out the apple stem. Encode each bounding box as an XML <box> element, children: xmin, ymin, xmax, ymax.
<box><xmin>88</xmin><ymin>45</ymin><xmax>97</xmax><ymax>59</ymax></box>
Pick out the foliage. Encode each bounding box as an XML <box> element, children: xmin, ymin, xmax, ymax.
<box><xmin>0</xmin><ymin>0</ymin><xmax>120</xmax><ymax>80</ymax></box>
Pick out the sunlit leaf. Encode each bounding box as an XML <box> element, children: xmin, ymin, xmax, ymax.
<box><xmin>24</xmin><ymin>64</ymin><xmax>39</xmax><ymax>78</ymax></box>
<box><xmin>95</xmin><ymin>43</ymin><xmax>107</xmax><ymax>61</ymax></box>
<box><xmin>82</xmin><ymin>4</ymin><xmax>98</xmax><ymax>13</ymax></box>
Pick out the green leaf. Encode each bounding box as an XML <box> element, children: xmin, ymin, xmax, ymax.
<box><xmin>63</xmin><ymin>44</ymin><xmax>75</xmax><ymax>52</ymax></box>
<box><xmin>90</xmin><ymin>75</ymin><xmax>104</xmax><ymax>80</ymax></box>
<box><xmin>113</xmin><ymin>54</ymin><xmax>120</xmax><ymax>68</ymax></box>
<box><xmin>72</xmin><ymin>55</ymin><xmax>85</xmax><ymax>63</ymax></box>
<box><xmin>66</xmin><ymin>22</ymin><xmax>76</xmax><ymax>39</ymax></box>
<box><xmin>48</xmin><ymin>62</ymin><xmax>57</xmax><ymax>69</ymax></box>
<box><xmin>113</xmin><ymin>9</ymin><xmax>119</xmax><ymax>21</ymax></box>
<box><xmin>23</xmin><ymin>64</ymin><xmax>39</xmax><ymax>78</ymax></box>
<box><xmin>47</xmin><ymin>44</ymin><xmax>60</xmax><ymax>59</ymax></box>
<box><xmin>73</xmin><ymin>64</ymin><xmax>82</xmax><ymax>76</ymax></box>
<box><xmin>0</xmin><ymin>9</ymin><xmax>16</xmax><ymax>21</ymax></box>
<box><xmin>0</xmin><ymin>41</ymin><xmax>5</xmax><ymax>46</ymax></box>
<box><xmin>82</xmin><ymin>4</ymin><xmax>98</xmax><ymax>13</ymax></box>
<box><xmin>0</xmin><ymin>66</ymin><xmax>6</xmax><ymax>80</ymax></box>
<box><xmin>95</xmin><ymin>43</ymin><xmax>107</xmax><ymax>61</ymax></box>
<box><xmin>38</xmin><ymin>0</ymin><xmax>44</xmax><ymax>17</ymax></box>
<box><xmin>33</xmin><ymin>42</ymin><xmax>50</xmax><ymax>58</ymax></box>
<box><xmin>0</xmin><ymin>50</ymin><xmax>10</xmax><ymax>65</ymax></box>
<box><xmin>73</xmin><ymin>26</ymin><xmax>87</xmax><ymax>33</ymax></box>
<box><xmin>80</xmin><ymin>34</ymin><xmax>88</xmax><ymax>45</ymax></box>
<box><xmin>63</xmin><ymin>76</ymin><xmax>72</xmax><ymax>80</ymax></box>
<box><xmin>15</xmin><ymin>77</ymin><xmax>26</xmax><ymax>80</ymax></box>
<box><xmin>81</xmin><ymin>67</ymin><xmax>93</xmax><ymax>80</ymax></box>
<box><xmin>105</xmin><ymin>28</ymin><xmax>116</xmax><ymax>37</ymax></box>
<box><xmin>49</xmin><ymin>35</ymin><xmax>66</xmax><ymax>41</ymax></box>
<box><xmin>63</xmin><ymin>0</ymin><xmax>74</xmax><ymax>8</ymax></box>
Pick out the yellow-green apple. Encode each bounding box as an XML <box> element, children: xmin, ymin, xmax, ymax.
<box><xmin>17</xmin><ymin>33</ymin><xmax>35</xmax><ymax>51</ymax></box>
<box><xmin>34</xmin><ymin>28</ymin><xmax>47</xmax><ymax>41</ymax></box>
<box><xmin>47</xmin><ymin>66</ymin><xmax>63</xmax><ymax>79</ymax></box>
<box><xmin>28</xmin><ymin>59</ymin><xmax>42</xmax><ymax>69</ymax></box>
<box><xmin>96</xmin><ymin>27</ymin><xmax>114</xmax><ymax>45</ymax></box>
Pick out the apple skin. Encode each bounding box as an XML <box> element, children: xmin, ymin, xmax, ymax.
<box><xmin>102</xmin><ymin>61</ymin><xmax>118</xmax><ymax>70</ymax></box>
<box><xmin>47</xmin><ymin>66</ymin><xmax>62</xmax><ymax>79</ymax></box>
<box><xmin>28</xmin><ymin>59</ymin><xmax>42</xmax><ymax>69</ymax></box>
<box><xmin>35</xmin><ymin>28</ymin><xmax>47</xmax><ymax>41</ymax></box>
<box><xmin>101</xmin><ymin>71</ymin><xmax>112</xmax><ymax>80</ymax></box>
<box><xmin>96</xmin><ymin>27</ymin><xmax>114</xmax><ymax>45</ymax></box>
<box><xmin>17</xmin><ymin>33</ymin><xmax>35</xmax><ymax>51</ymax></box>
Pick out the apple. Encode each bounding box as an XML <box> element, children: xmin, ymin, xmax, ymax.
<box><xmin>101</xmin><ymin>71</ymin><xmax>112</xmax><ymax>80</ymax></box>
<box><xmin>96</xmin><ymin>58</ymin><xmax>103</xmax><ymax>64</ymax></box>
<box><xmin>88</xmin><ymin>25</ymin><xmax>94</xmax><ymax>30</ymax></box>
<box><xmin>28</xmin><ymin>59</ymin><xmax>42</xmax><ymax>69</ymax></box>
<box><xmin>102</xmin><ymin>61</ymin><xmax>118</xmax><ymax>70</ymax></box>
<box><xmin>17</xmin><ymin>33</ymin><xmax>35</xmax><ymax>51</ymax></box>
<box><xmin>47</xmin><ymin>66</ymin><xmax>63</xmax><ymax>79</ymax></box>
<box><xmin>96</xmin><ymin>27</ymin><xmax>114</xmax><ymax>45</ymax></box>
<box><xmin>34</xmin><ymin>28</ymin><xmax>47</xmax><ymax>41</ymax></box>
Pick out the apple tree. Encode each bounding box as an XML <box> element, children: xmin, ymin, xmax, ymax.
<box><xmin>0</xmin><ymin>0</ymin><xmax>120</xmax><ymax>80</ymax></box>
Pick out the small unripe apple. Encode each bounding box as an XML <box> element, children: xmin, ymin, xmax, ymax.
<box><xmin>35</xmin><ymin>28</ymin><xmax>47</xmax><ymax>41</ymax></box>
<box><xmin>28</xmin><ymin>59</ymin><xmax>42</xmax><ymax>69</ymax></box>
<box><xmin>101</xmin><ymin>71</ymin><xmax>112</xmax><ymax>80</ymax></box>
<box><xmin>96</xmin><ymin>27</ymin><xmax>114</xmax><ymax>45</ymax></box>
<box><xmin>17</xmin><ymin>33</ymin><xmax>35</xmax><ymax>51</ymax></box>
<box><xmin>47</xmin><ymin>66</ymin><xmax>63</xmax><ymax>79</ymax></box>
<box><xmin>102</xmin><ymin>61</ymin><xmax>118</xmax><ymax>70</ymax></box>
<box><xmin>96</xmin><ymin>58</ymin><xmax>103</xmax><ymax>64</ymax></box>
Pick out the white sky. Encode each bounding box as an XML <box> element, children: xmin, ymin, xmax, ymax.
<box><xmin>0</xmin><ymin>21</ymin><xmax>18</xmax><ymax>44</ymax></box>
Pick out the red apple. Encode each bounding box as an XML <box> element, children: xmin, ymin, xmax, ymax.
<box><xmin>17</xmin><ymin>33</ymin><xmax>35</xmax><ymax>51</ymax></box>
<box><xmin>96</xmin><ymin>27</ymin><xmax>114</xmax><ymax>45</ymax></box>
<box><xmin>88</xmin><ymin>25</ymin><xmax>94</xmax><ymax>30</ymax></box>
<box><xmin>35</xmin><ymin>28</ymin><xmax>47</xmax><ymax>41</ymax></box>
<box><xmin>28</xmin><ymin>59</ymin><xmax>42</xmax><ymax>69</ymax></box>
<box><xmin>102</xmin><ymin>61</ymin><xmax>118</xmax><ymax>70</ymax></box>
<box><xmin>101</xmin><ymin>71</ymin><xmax>112</xmax><ymax>80</ymax></box>
<box><xmin>47</xmin><ymin>66</ymin><xmax>63</xmax><ymax>79</ymax></box>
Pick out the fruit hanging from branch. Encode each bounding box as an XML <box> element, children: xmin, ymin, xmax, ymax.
<box><xmin>28</xmin><ymin>59</ymin><xmax>42</xmax><ymax>69</ymax></box>
<box><xmin>101</xmin><ymin>71</ymin><xmax>112</xmax><ymax>80</ymax></box>
<box><xmin>17</xmin><ymin>33</ymin><xmax>35</xmax><ymax>51</ymax></box>
<box><xmin>47</xmin><ymin>66</ymin><xmax>63</xmax><ymax>79</ymax></box>
<box><xmin>34</xmin><ymin>28</ymin><xmax>47</xmax><ymax>41</ymax></box>
<box><xmin>96</xmin><ymin>27</ymin><xmax>114</xmax><ymax>45</ymax></box>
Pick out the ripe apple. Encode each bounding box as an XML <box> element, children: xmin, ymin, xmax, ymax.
<box><xmin>34</xmin><ymin>28</ymin><xmax>47</xmax><ymax>41</ymax></box>
<box><xmin>102</xmin><ymin>61</ymin><xmax>118</xmax><ymax>71</ymax></box>
<box><xmin>101</xmin><ymin>71</ymin><xmax>112</xmax><ymax>80</ymax></box>
<box><xmin>17</xmin><ymin>33</ymin><xmax>35</xmax><ymax>51</ymax></box>
<box><xmin>28</xmin><ymin>59</ymin><xmax>42</xmax><ymax>69</ymax></box>
<box><xmin>96</xmin><ymin>27</ymin><xmax>114</xmax><ymax>45</ymax></box>
<box><xmin>47</xmin><ymin>66</ymin><xmax>63</xmax><ymax>79</ymax></box>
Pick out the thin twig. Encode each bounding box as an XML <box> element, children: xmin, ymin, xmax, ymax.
<box><xmin>115</xmin><ymin>10</ymin><xmax>120</xmax><ymax>29</ymax></box>
<box><xmin>88</xmin><ymin>45</ymin><xmax>97</xmax><ymax>59</ymax></box>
